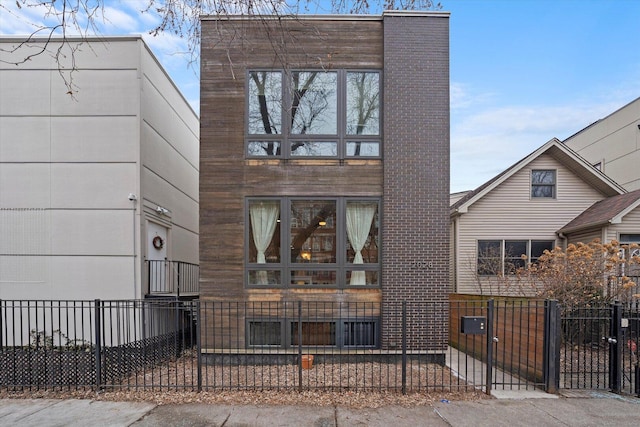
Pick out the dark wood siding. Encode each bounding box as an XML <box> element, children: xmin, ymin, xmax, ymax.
<box><xmin>200</xmin><ymin>18</ymin><xmax>384</xmax><ymax>302</ymax></box>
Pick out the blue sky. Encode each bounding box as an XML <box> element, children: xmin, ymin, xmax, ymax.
<box><xmin>2</xmin><ymin>0</ymin><xmax>639</xmax><ymax>192</ymax></box>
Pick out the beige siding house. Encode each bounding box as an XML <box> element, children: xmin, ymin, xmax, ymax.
<box><xmin>558</xmin><ymin>189</ymin><xmax>640</xmax><ymax>271</ymax></box>
<box><xmin>450</xmin><ymin>138</ymin><xmax>625</xmax><ymax>295</ymax></box>
<box><xmin>564</xmin><ymin>97</ymin><xmax>640</xmax><ymax>191</ymax></box>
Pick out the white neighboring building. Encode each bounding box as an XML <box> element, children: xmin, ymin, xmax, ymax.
<box><xmin>564</xmin><ymin>96</ymin><xmax>640</xmax><ymax>191</ymax></box>
<box><xmin>0</xmin><ymin>36</ymin><xmax>199</xmax><ymax>301</ymax></box>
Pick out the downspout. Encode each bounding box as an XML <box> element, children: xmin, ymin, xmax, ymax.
<box><xmin>129</xmin><ymin>195</ymin><xmax>138</xmax><ymax>298</ymax></box>
<box><xmin>452</xmin><ymin>214</ymin><xmax>459</xmax><ymax>293</ymax></box>
<box><xmin>556</xmin><ymin>231</ymin><xmax>567</xmax><ymax>251</ymax></box>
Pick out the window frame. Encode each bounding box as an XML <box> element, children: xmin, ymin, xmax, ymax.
<box><xmin>245</xmin><ymin>197</ymin><xmax>381</xmax><ymax>289</ymax></box>
<box><xmin>246</xmin><ymin>317</ymin><xmax>379</xmax><ymax>349</ymax></box>
<box><xmin>531</xmin><ymin>169</ymin><xmax>557</xmax><ymax>199</ymax></box>
<box><xmin>245</xmin><ymin>69</ymin><xmax>382</xmax><ymax>160</ymax></box>
<box><xmin>477</xmin><ymin>239</ymin><xmax>555</xmax><ymax>276</ymax></box>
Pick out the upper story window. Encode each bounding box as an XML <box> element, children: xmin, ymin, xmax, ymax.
<box><xmin>247</xmin><ymin>70</ymin><xmax>381</xmax><ymax>159</ymax></box>
<box><xmin>531</xmin><ymin>170</ymin><xmax>556</xmax><ymax>198</ymax></box>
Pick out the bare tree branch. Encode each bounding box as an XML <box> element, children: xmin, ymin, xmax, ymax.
<box><xmin>0</xmin><ymin>0</ymin><xmax>442</xmax><ymax>94</ymax></box>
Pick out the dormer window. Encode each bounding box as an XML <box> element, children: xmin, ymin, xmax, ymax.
<box><xmin>531</xmin><ymin>170</ymin><xmax>556</xmax><ymax>198</ymax></box>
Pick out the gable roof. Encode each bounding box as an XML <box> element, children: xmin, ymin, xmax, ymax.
<box><xmin>557</xmin><ymin>189</ymin><xmax>640</xmax><ymax>235</ymax></box>
<box><xmin>450</xmin><ymin>138</ymin><xmax>626</xmax><ymax>215</ymax></box>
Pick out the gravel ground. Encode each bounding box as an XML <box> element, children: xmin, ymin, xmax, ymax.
<box><xmin>0</xmin><ymin>388</ymin><xmax>488</xmax><ymax>408</ymax></box>
<box><xmin>0</xmin><ymin>353</ymin><xmax>489</xmax><ymax>408</ymax></box>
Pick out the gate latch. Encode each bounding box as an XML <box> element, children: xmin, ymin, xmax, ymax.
<box><xmin>603</xmin><ymin>336</ymin><xmax>617</xmax><ymax>344</ymax></box>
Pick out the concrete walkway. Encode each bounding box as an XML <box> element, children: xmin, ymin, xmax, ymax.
<box><xmin>0</xmin><ymin>392</ymin><xmax>638</xmax><ymax>427</ymax></box>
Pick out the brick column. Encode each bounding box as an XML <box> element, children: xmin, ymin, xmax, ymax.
<box><xmin>382</xmin><ymin>12</ymin><xmax>450</xmax><ymax>351</ymax></box>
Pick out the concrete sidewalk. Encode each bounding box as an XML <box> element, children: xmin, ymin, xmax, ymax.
<box><xmin>0</xmin><ymin>391</ymin><xmax>638</xmax><ymax>426</ymax></box>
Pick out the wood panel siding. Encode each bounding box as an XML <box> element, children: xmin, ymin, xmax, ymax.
<box><xmin>200</xmin><ymin>18</ymin><xmax>384</xmax><ymax>302</ymax></box>
<box><xmin>454</xmin><ymin>154</ymin><xmax>611</xmax><ymax>294</ymax></box>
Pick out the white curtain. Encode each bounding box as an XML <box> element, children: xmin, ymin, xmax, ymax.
<box><xmin>346</xmin><ymin>202</ymin><xmax>376</xmax><ymax>285</ymax></box>
<box><xmin>250</xmin><ymin>201</ymin><xmax>280</xmax><ymax>285</ymax></box>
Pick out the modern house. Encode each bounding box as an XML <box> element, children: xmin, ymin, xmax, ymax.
<box><xmin>450</xmin><ymin>138</ymin><xmax>626</xmax><ymax>295</ymax></box>
<box><xmin>564</xmin><ymin>96</ymin><xmax>640</xmax><ymax>191</ymax></box>
<box><xmin>199</xmin><ymin>12</ymin><xmax>450</xmax><ymax>351</ymax></box>
<box><xmin>0</xmin><ymin>36</ymin><xmax>199</xmax><ymax>301</ymax></box>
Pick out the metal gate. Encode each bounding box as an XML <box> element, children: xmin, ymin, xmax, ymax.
<box><xmin>559</xmin><ymin>302</ymin><xmax>640</xmax><ymax>396</ymax></box>
<box><xmin>450</xmin><ymin>299</ymin><xmax>551</xmax><ymax>394</ymax></box>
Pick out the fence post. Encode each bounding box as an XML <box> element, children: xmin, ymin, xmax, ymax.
<box><xmin>196</xmin><ymin>300</ymin><xmax>202</xmax><ymax>393</ymax></box>
<box><xmin>485</xmin><ymin>299</ymin><xmax>494</xmax><ymax>395</ymax></box>
<box><xmin>401</xmin><ymin>301</ymin><xmax>407</xmax><ymax>395</ymax></box>
<box><xmin>94</xmin><ymin>299</ymin><xmax>102</xmax><ymax>390</ymax></box>
<box><xmin>609</xmin><ymin>302</ymin><xmax>622</xmax><ymax>393</ymax></box>
<box><xmin>176</xmin><ymin>262</ymin><xmax>181</xmax><ymax>297</ymax></box>
<box><xmin>298</xmin><ymin>301</ymin><xmax>303</xmax><ymax>393</ymax></box>
<box><xmin>0</xmin><ymin>299</ymin><xmax>3</xmax><ymax>350</ymax></box>
<box><xmin>543</xmin><ymin>299</ymin><xmax>560</xmax><ymax>393</ymax></box>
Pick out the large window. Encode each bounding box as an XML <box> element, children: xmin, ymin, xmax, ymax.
<box><xmin>531</xmin><ymin>170</ymin><xmax>556</xmax><ymax>198</ymax></box>
<box><xmin>247</xmin><ymin>319</ymin><xmax>378</xmax><ymax>348</ymax></box>
<box><xmin>246</xmin><ymin>70</ymin><xmax>381</xmax><ymax>159</ymax></box>
<box><xmin>477</xmin><ymin>239</ymin><xmax>554</xmax><ymax>276</ymax></box>
<box><xmin>247</xmin><ymin>198</ymin><xmax>380</xmax><ymax>287</ymax></box>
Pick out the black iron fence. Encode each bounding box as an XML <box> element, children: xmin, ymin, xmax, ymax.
<box><xmin>1</xmin><ymin>298</ymin><xmax>637</xmax><ymax>396</ymax></box>
<box><xmin>146</xmin><ymin>260</ymin><xmax>199</xmax><ymax>296</ymax></box>
<box><xmin>559</xmin><ymin>301</ymin><xmax>640</xmax><ymax>396</ymax></box>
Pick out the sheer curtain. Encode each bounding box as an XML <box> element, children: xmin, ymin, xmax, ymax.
<box><xmin>250</xmin><ymin>201</ymin><xmax>279</xmax><ymax>284</ymax></box>
<box><xmin>346</xmin><ymin>202</ymin><xmax>376</xmax><ymax>285</ymax></box>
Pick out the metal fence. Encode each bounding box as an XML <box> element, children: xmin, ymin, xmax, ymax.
<box><xmin>0</xmin><ymin>299</ymin><xmax>493</xmax><ymax>393</ymax></box>
<box><xmin>2</xmin><ymin>298</ymin><xmax>636</xmax><ymax>396</ymax></box>
<box><xmin>146</xmin><ymin>261</ymin><xmax>199</xmax><ymax>296</ymax></box>
<box><xmin>560</xmin><ymin>301</ymin><xmax>640</xmax><ymax>396</ymax></box>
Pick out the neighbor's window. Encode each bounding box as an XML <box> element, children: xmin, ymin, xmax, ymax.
<box><xmin>477</xmin><ymin>240</ymin><xmax>555</xmax><ymax>276</ymax></box>
<box><xmin>246</xmin><ymin>197</ymin><xmax>380</xmax><ymax>287</ymax></box>
<box><xmin>504</xmin><ymin>240</ymin><xmax>527</xmax><ymax>274</ymax></box>
<box><xmin>477</xmin><ymin>240</ymin><xmax>501</xmax><ymax>275</ymax></box>
<box><xmin>246</xmin><ymin>70</ymin><xmax>380</xmax><ymax>159</ymax></box>
<box><xmin>531</xmin><ymin>170</ymin><xmax>556</xmax><ymax>198</ymax></box>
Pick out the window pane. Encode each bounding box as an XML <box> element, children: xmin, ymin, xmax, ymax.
<box><xmin>346</xmin><ymin>201</ymin><xmax>379</xmax><ymax>264</ymax></box>
<box><xmin>343</xmin><ymin>321</ymin><xmax>377</xmax><ymax>347</ymax></box>
<box><xmin>290</xmin><ymin>141</ymin><xmax>337</xmax><ymax>157</ymax></box>
<box><xmin>346</xmin><ymin>270</ymin><xmax>379</xmax><ymax>286</ymax></box>
<box><xmin>248</xmin><ymin>141</ymin><xmax>281</xmax><ymax>156</ymax></box>
<box><xmin>505</xmin><ymin>240</ymin><xmax>527</xmax><ymax>274</ymax></box>
<box><xmin>248</xmin><ymin>200</ymin><xmax>280</xmax><ymax>264</ymax></box>
<box><xmin>532</xmin><ymin>185</ymin><xmax>554</xmax><ymax>198</ymax></box>
<box><xmin>291</xmin><ymin>270</ymin><xmax>336</xmax><ymax>286</ymax></box>
<box><xmin>531</xmin><ymin>240</ymin><xmax>554</xmax><ymax>262</ymax></box>
<box><xmin>248</xmin><ymin>71</ymin><xmax>281</xmax><ymax>135</ymax></box>
<box><xmin>290</xmin><ymin>200</ymin><xmax>336</xmax><ymax>263</ymax></box>
<box><xmin>477</xmin><ymin>240</ymin><xmax>501</xmax><ymax>275</ymax></box>
<box><xmin>620</xmin><ymin>234</ymin><xmax>640</xmax><ymax>243</ymax></box>
<box><xmin>249</xmin><ymin>321</ymin><xmax>281</xmax><ymax>346</ymax></box>
<box><xmin>346</xmin><ymin>141</ymin><xmax>380</xmax><ymax>157</ymax></box>
<box><xmin>346</xmin><ymin>72</ymin><xmax>380</xmax><ymax>135</ymax></box>
<box><xmin>291</xmin><ymin>322</ymin><xmax>336</xmax><ymax>346</ymax></box>
<box><xmin>532</xmin><ymin>170</ymin><xmax>555</xmax><ymax>184</ymax></box>
<box><xmin>290</xmin><ymin>71</ymin><xmax>337</xmax><ymax>135</ymax></box>
<box><xmin>248</xmin><ymin>270</ymin><xmax>281</xmax><ymax>286</ymax></box>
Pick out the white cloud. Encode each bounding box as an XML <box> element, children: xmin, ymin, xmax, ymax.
<box><xmin>449</xmin><ymin>95</ymin><xmax>635</xmax><ymax>193</ymax></box>
<box><xmin>99</xmin><ymin>6</ymin><xmax>140</xmax><ymax>33</ymax></box>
